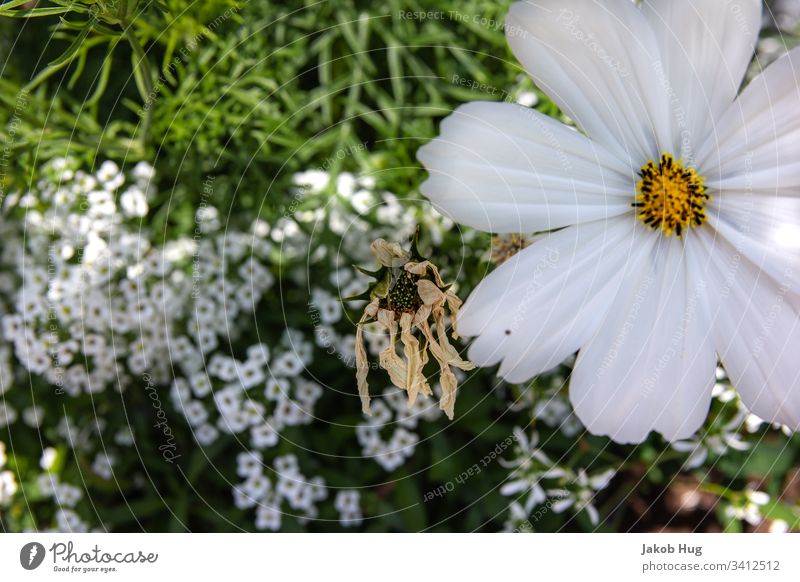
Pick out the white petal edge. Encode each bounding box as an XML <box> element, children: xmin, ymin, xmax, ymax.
<box><xmin>708</xmin><ymin>191</ymin><xmax>800</xmax><ymax>294</ymax></box>
<box><xmin>460</xmin><ymin>217</ymin><xmax>635</xmax><ymax>381</ymax></box>
<box><xmin>641</xmin><ymin>0</ymin><xmax>761</xmax><ymax>158</ymax></box>
<box><xmin>570</xmin><ymin>233</ymin><xmax>717</xmax><ymax>444</ymax></box>
<box><xmin>417</xmin><ymin>101</ymin><xmax>635</xmax><ymax>234</ymax></box>
<box><xmin>505</xmin><ymin>0</ymin><xmax>674</xmax><ymax>165</ymax></box>
<box><xmin>695</xmin><ymin>228</ymin><xmax>800</xmax><ymax>430</ymax></box>
<box><xmin>698</xmin><ymin>46</ymin><xmax>800</xmax><ymax>193</ymax></box>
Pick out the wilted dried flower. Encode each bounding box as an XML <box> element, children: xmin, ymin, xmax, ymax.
<box><xmin>490</xmin><ymin>233</ymin><xmax>532</xmax><ymax>266</ymax></box>
<box><xmin>352</xmin><ymin>233</ymin><xmax>474</xmax><ymax>420</ymax></box>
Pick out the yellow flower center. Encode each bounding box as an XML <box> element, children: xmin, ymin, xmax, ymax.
<box><xmin>633</xmin><ymin>153</ymin><xmax>709</xmax><ymax>237</ymax></box>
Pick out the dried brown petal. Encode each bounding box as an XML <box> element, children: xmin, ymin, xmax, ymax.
<box><xmin>355</xmin><ymin>312</ymin><xmax>373</xmax><ymax>416</ymax></box>
<box><xmin>417</xmin><ymin>279</ymin><xmax>444</xmax><ymax>306</ymax></box>
<box><xmin>376</xmin><ymin>307</ymin><xmax>395</xmax><ymax>328</ymax></box>
<box><xmin>433</xmin><ymin>305</ymin><xmax>475</xmax><ymax>371</ymax></box>
<box><xmin>413</xmin><ymin>304</ymin><xmax>432</xmax><ymax>327</ymax></box>
<box><xmin>371</xmin><ymin>239</ymin><xmax>409</xmax><ymax>268</ymax></box>
<box><xmin>490</xmin><ymin>233</ymin><xmax>531</xmax><ymax>266</ymax></box>
<box><xmin>439</xmin><ymin>367</ymin><xmax>458</xmax><ymax>420</ymax></box>
<box><xmin>378</xmin><ymin>319</ymin><xmax>406</xmax><ymax>387</ymax></box>
<box><xmin>444</xmin><ymin>291</ymin><xmax>463</xmax><ymax>339</ymax></box>
<box><xmin>399</xmin><ymin>312</ymin><xmax>426</xmax><ymax>405</ymax></box>
<box><xmin>405</xmin><ymin>260</ymin><xmax>445</xmax><ymax>286</ymax></box>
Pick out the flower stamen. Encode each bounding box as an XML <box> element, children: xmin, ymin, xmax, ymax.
<box><xmin>633</xmin><ymin>153</ymin><xmax>709</xmax><ymax>237</ymax></box>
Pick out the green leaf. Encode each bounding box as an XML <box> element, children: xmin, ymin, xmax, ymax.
<box><xmin>0</xmin><ymin>0</ymin><xmax>37</xmax><ymax>15</ymax></box>
<box><xmin>47</xmin><ymin>20</ymin><xmax>95</xmax><ymax>69</ymax></box>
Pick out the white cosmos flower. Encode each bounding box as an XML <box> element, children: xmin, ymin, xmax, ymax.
<box><xmin>417</xmin><ymin>0</ymin><xmax>800</xmax><ymax>443</ymax></box>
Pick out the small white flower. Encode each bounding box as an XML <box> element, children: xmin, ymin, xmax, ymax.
<box><xmin>233</xmin><ymin>486</ymin><xmax>257</xmax><ymax>510</ymax></box>
<box><xmin>273</xmin><ymin>454</ymin><xmax>299</xmax><ymax>477</ymax></box>
<box><xmin>218</xmin><ymin>409</ymin><xmax>249</xmax><ymax>434</ymax></box>
<box><xmin>350</xmin><ymin>189</ymin><xmax>373</xmax><ymax>214</ymax></box>
<box><xmin>96</xmin><ymin>160</ymin><xmax>119</xmax><ymax>182</ymax></box>
<box><xmin>91</xmin><ymin>453</ymin><xmax>114</xmax><ymax>480</ymax></box>
<box><xmin>388</xmin><ymin>428</ymin><xmax>418</xmax><ymax>458</ymax></box>
<box><xmin>132</xmin><ymin>161</ymin><xmax>155</xmax><ymax>183</ymax></box>
<box><xmin>242</xmin><ymin>473</ymin><xmax>271</xmax><ymax>500</ymax></box>
<box><xmin>308</xmin><ymin>476</ymin><xmax>327</xmax><ymax>502</ymax></box>
<box><xmin>55</xmin><ymin>508</ymin><xmax>88</xmax><ymax>532</ymax></box>
<box><xmin>294</xmin><ymin>379</ymin><xmax>323</xmax><ymax>405</ymax></box>
<box><xmin>0</xmin><ymin>403</ymin><xmax>18</xmax><ymax>427</ymax></box>
<box><xmin>22</xmin><ymin>406</ymin><xmax>44</xmax><ymax>427</ymax></box>
<box><xmin>264</xmin><ymin>377</ymin><xmax>289</xmax><ymax>401</ymax></box>
<box><xmin>254</xmin><ymin>504</ymin><xmax>282</xmax><ymax>531</ymax></box>
<box><xmin>251</xmin><ymin>422</ymin><xmax>280</xmax><ymax>449</ymax></box>
<box><xmin>237</xmin><ymin>451</ymin><xmax>263</xmax><ymax>478</ymax></box>
<box><xmin>312</xmin><ymin>289</ymin><xmax>343</xmax><ymax>324</ymax></box>
<box><xmin>196</xmin><ymin>206</ymin><xmax>220</xmax><ymax>233</ymax></box>
<box><xmin>194</xmin><ymin>424</ymin><xmax>219</xmax><ymax>446</ymax></box>
<box><xmin>365</xmin><ymin>400</ymin><xmax>392</xmax><ymax>426</ymax></box>
<box><xmin>746</xmin><ymin>490</ymin><xmax>770</xmax><ymax>507</ymax></box>
<box><xmin>515</xmin><ymin>90</ymin><xmax>538</xmax><ymax>107</ymax></box>
<box><xmin>246</xmin><ymin>343</ymin><xmax>271</xmax><ymax>365</ymax></box>
<box><xmin>37</xmin><ymin>473</ymin><xmax>58</xmax><ymax>496</ymax></box>
<box><xmin>374</xmin><ymin>448</ymin><xmax>405</xmax><ymax>472</ymax></box>
<box><xmin>214</xmin><ymin>386</ymin><xmax>242</xmax><ymax>416</ymax></box>
<box><xmin>120</xmin><ymin>187</ymin><xmax>149</xmax><ymax>217</ymax></box>
<box><xmin>54</xmin><ymin>483</ymin><xmax>83</xmax><ymax>508</ymax></box>
<box><xmin>769</xmin><ymin>519</ymin><xmax>790</xmax><ymax>533</ymax></box>
<box><xmin>292</xmin><ymin>170</ymin><xmax>329</xmax><ymax>194</ymax></box>
<box><xmin>271</xmin><ymin>351</ymin><xmax>304</xmax><ymax>377</ymax></box>
<box><xmin>183</xmin><ymin>401</ymin><xmax>209</xmax><ymax>427</ymax></box>
<box><xmin>335</xmin><ymin>490</ymin><xmax>360</xmax><ymax>512</ymax></box>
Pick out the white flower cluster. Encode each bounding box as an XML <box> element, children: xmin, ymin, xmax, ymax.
<box><xmin>0</xmin><ymin>157</ymin><xmax>187</xmax><ymax>402</ymax></box>
<box><xmin>355</xmin><ymin>388</ymin><xmax>441</xmax><ymax>471</ymax></box>
<box><xmin>0</xmin><ymin>441</ymin><xmax>18</xmax><ymax>506</ymax></box>
<box><xmin>532</xmin><ymin>375</ymin><xmax>583</xmax><ymax>438</ymax></box>
<box><xmin>670</xmin><ymin>368</ymin><xmax>790</xmax><ymax>470</ymax></box>
<box><xmin>500</xmin><ymin>428</ymin><xmax>615</xmax><ymax>530</ymax></box>
<box><xmin>36</xmin><ymin>450</ymin><xmax>91</xmax><ymax>533</ymax></box>
<box><xmin>334</xmin><ymin>490</ymin><xmax>363</xmax><ymax>527</ymax></box>
<box><xmin>233</xmin><ymin>452</ymin><xmax>328</xmax><ymax>531</ymax></box>
<box><xmin>0</xmin><ymin>159</ymin><xmax>354</xmax><ymax>531</ymax></box>
<box><xmin>723</xmin><ymin>489</ymin><xmax>774</xmax><ymax>530</ymax></box>
<box><xmin>171</xmin><ymin>334</ymin><xmax>323</xmax><ymax>444</ymax></box>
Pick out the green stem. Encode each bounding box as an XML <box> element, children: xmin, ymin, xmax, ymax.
<box><xmin>122</xmin><ymin>21</ymin><xmax>154</xmax><ymax>149</ymax></box>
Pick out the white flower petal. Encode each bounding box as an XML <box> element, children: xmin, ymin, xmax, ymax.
<box><xmin>684</xmin><ymin>446</ymin><xmax>709</xmax><ymax>470</ymax></box>
<box><xmin>459</xmin><ymin>218</ymin><xmax>635</xmax><ymax>379</ymax></box>
<box><xmin>505</xmin><ymin>0</ymin><xmax>674</xmax><ymax>163</ymax></box>
<box><xmin>417</xmin><ymin>102</ymin><xmax>634</xmax><ymax>233</ymax></box>
<box><xmin>570</xmin><ymin>234</ymin><xmax>717</xmax><ymax>444</ymax></box>
<box><xmin>670</xmin><ymin>440</ymin><xmax>698</xmax><ymax>453</ymax></box>
<box><xmin>589</xmin><ymin>469</ymin><xmax>616</xmax><ymax>491</ymax></box>
<box><xmin>550</xmin><ymin>498</ymin><xmax>574</xmax><ymax>514</ymax></box>
<box><xmin>697</xmin><ymin>229</ymin><xmax>800</xmax><ymax>430</ymax></box>
<box><xmin>584</xmin><ymin>504</ymin><xmax>600</xmax><ymax>526</ymax></box>
<box><xmin>699</xmin><ymin>47</ymin><xmax>800</xmax><ymax>193</ymax></box>
<box><xmin>642</xmin><ymin>0</ymin><xmax>761</xmax><ymax>157</ymax></box>
<box><xmin>528</xmin><ymin>484</ymin><xmax>547</xmax><ymax>510</ymax></box>
<box><xmin>500</xmin><ymin>479</ymin><xmax>531</xmax><ymax>497</ymax></box>
<box><xmin>709</xmin><ymin>192</ymin><xmax>800</xmax><ymax>293</ymax></box>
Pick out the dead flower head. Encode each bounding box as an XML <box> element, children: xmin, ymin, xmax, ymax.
<box><xmin>490</xmin><ymin>233</ymin><xmax>532</xmax><ymax>266</ymax></box>
<box><xmin>352</xmin><ymin>233</ymin><xmax>474</xmax><ymax>420</ymax></box>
